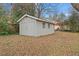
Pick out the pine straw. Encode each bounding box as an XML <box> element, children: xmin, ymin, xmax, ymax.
<box><xmin>0</xmin><ymin>31</ymin><xmax>79</xmax><ymax>56</ymax></box>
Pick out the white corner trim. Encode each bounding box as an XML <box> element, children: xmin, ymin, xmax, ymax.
<box><xmin>17</xmin><ymin>14</ymin><xmax>53</xmax><ymax>24</ymax></box>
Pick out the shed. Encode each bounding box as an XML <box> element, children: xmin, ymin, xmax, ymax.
<box><xmin>17</xmin><ymin>14</ymin><xmax>54</xmax><ymax>37</ymax></box>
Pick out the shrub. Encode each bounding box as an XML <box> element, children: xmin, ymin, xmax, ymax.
<box><xmin>0</xmin><ymin>31</ymin><xmax>9</xmax><ymax>35</ymax></box>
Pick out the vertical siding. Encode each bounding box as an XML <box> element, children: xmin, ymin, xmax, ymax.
<box><xmin>19</xmin><ymin>17</ymin><xmax>37</xmax><ymax>36</ymax></box>
<box><xmin>36</xmin><ymin>21</ymin><xmax>54</xmax><ymax>36</ymax></box>
<box><xmin>19</xmin><ymin>17</ymin><xmax>54</xmax><ymax>37</ymax></box>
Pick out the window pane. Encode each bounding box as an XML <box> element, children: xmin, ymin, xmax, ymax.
<box><xmin>42</xmin><ymin>22</ymin><xmax>45</xmax><ymax>28</ymax></box>
<box><xmin>48</xmin><ymin>23</ymin><xmax>50</xmax><ymax>28</ymax></box>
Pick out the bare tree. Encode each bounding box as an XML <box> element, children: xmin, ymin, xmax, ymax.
<box><xmin>12</xmin><ymin>3</ymin><xmax>35</xmax><ymax>22</ymax></box>
<box><xmin>34</xmin><ymin>3</ymin><xmax>46</xmax><ymax>18</ymax></box>
<box><xmin>71</xmin><ymin>3</ymin><xmax>79</xmax><ymax>11</ymax></box>
<box><xmin>35</xmin><ymin>3</ymin><xmax>59</xmax><ymax>19</ymax></box>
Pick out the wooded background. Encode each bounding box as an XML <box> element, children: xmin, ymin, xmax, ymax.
<box><xmin>0</xmin><ymin>3</ymin><xmax>79</xmax><ymax>35</ymax></box>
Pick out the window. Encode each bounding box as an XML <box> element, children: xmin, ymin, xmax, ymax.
<box><xmin>48</xmin><ymin>23</ymin><xmax>50</xmax><ymax>28</ymax></box>
<box><xmin>42</xmin><ymin>22</ymin><xmax>45</xmax><ymax>28</ymax></box>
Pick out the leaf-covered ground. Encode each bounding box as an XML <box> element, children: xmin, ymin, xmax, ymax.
<box><xmin>0</xmin><ymin>31</ymin><xmax>79</xmax><ymax>56</ymax></box>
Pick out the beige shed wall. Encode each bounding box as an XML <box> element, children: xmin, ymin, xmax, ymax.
<box><xmin>19</xmin><ymin>17</ymin><xmax>54</xmax><ymax>37</ymax></box>
<box><xmin>36</xmin><ymin>21</ymin><xmax>54</xmax><ymax>36</ymax></box>
<box><xmin>19</xmin><ymin>17</ymin><xmax>37</xmax><ymax>36</ymax></box>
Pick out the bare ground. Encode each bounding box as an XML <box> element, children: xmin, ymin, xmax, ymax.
<box><xmin>0</xmin><ymin>31</ymin><xmax>79</xmax><ymax>56</ymax></box>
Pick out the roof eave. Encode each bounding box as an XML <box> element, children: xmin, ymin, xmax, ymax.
<box><xmin>17</xmin><ymin>14</ymin><xmax>54</xmax><ymax>24</ymax></box>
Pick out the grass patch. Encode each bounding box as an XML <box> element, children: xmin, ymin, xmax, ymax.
<box><xmin>0</xmin><ymin>31</ymin><xmax>18</xmax><ymax>35</ymax></box>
